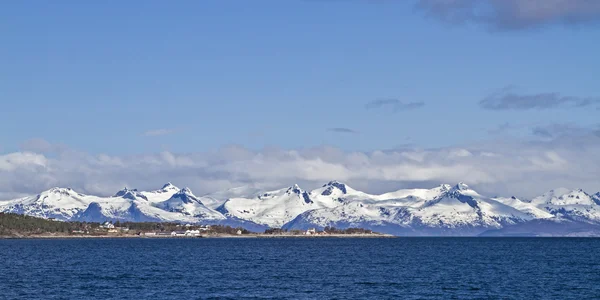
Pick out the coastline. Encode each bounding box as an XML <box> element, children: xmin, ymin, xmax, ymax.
<box><xmin>0</xmin><ymin>233</ymin><xmax>396</xmax><ymax>239</ymax></box>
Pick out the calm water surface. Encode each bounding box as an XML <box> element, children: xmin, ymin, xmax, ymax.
<box><xmin>1</xmin><ymin>238</ymin><xmax>599</xmax><ymax>299</ymax></box>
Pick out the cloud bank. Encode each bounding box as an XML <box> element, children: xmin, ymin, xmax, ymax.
<box><xmin>480</xmin><ymin>87</ymin><xmax>600</xmax><ymax>110</ymax></box>
<box><xmin>418</xmin><ymin>0</ymin><xmax>600</xmax><ymax>30</ymax></box>
<box><xmin>1</xmin><ymin>133</ymin><xmax>600</xmax><ymax>200</ymax></box>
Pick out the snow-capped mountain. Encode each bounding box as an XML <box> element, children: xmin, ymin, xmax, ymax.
<box><xmin>2</xmin><ymin>181</ymin><xmax>600</xmax><ymax>236</ymax></box>
<box><xmin>528</xmin><ymin>188</ymin><xmax>600</xmax><ymax>224</ymax></box>
<box><xmin>215</xmin><ymin>181</ymin><xmax>369</xmax><ymax>228</ymax></box>
<box><xmin>139</xmin><ymin>182</ymin><xmax>181</xmax><ymax>203</ymax></box>
<box><xmin>75</xmin><ymin>197</ymin><xmax>193</xmax><ymax>223</ymax></box>
<box><xmin>492</xmin><ymin>196</ymin><xmax>554</xmax><ymax>219</ymax></box>
<box><xmin>217</xmin><ymin>184</ymin><xmax>322</xmax><ymax>228</ymax></box>
<box><xmin>0</xmin><ymin>187</ymin><xmax>100</xmax><ymax>221</ymax></box>
<box><xmin>0</xmin><ymin>183</ymin><xmax>228</xmax><ymax>224</ymax></box>
<box><xmin>74</xmin><ymin>183</ymin><xmax>203</xmax><ymax>223</ymax></box>
<box><xmin>154</xmin><ymin>188</ymin><xmax>224</xmax><ymax>220</ymax></box>
<box><xmin>283</xmin><ymin>183</ymin><xmax>532</xmax><ymax>236</ymax></box>
<box><xmin>197</xmin><ymin>185</ymin><xmax>264</xmax><ymax>209</ymax></box>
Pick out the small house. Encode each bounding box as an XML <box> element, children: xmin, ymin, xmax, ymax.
<box><xmin>101</xmin><ymin>222</ymin><xmax>115</xmax><ymax>229</ymax></box>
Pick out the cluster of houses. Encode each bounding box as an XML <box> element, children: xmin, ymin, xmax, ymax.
<box><xmin>142</xmin><ymin>225</ymin><xmax>213</xmax><ymax>237</ymax></box>
<box><xmin>99</xmin><ymin>222</ymin><xmax>129</xmax><ymax>233</ymax></box>
<box><xmin>71</xmin><ymin>222</ymin><xmax>251</xmax><ymax>237</ymax></box>
<box><xmin>304</xmin><ymin>228</ymin><xmax>329</xmax><ymax>236</ymax></box>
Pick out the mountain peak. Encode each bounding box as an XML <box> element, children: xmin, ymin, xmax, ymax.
<box><xmin>452</xmin><ymin>182</ymin><xmax>470</xmax><ymax>191</ymax></box>
<box><xmin>287</xmin><ymin>184</ymin><xmax>302</xmax><ymax>194</ymax></box>
<box><xmin>161</xmin><ymin>182</ymin><xmax>178</xmax><ymax>190</ymax></box>
<box><xmin>321</xmin><ymin>180</ymin><xmax>348</xmax><ymax>195</ymax></box>
<box><xmin>40</xmin><ymin>187</ymin><xmax>81</xmax><ymax>198</ymax></box>
<box><xmin>439</xmin><ymin>184</ymin><xmax>452</xmax><ymax>191</ymax></box>
<box><xmin>546</xmin><ymin>187</ymin><xmax>571</xmax><ymax>196</ymax></box>
<box><xmin>170</xmin><ymin>188</ymin><xmax>199</xmax><ymax>204</ymax></box>
<box><xmin>114</xmin><ymin>187</ymin><xmax>131</xmax><ymax>197</ymax></box>
<box><xmin>178</xmin><ymin>187</ymin><xmax>194</xmax><ymax>195</ymax></box>
<box><xmin>47</xmin><ymin>187</ymin><xmax>74</xmax><ymax>194</ymax></box>
<box><xmin>114</xmin><ymin>187</ymin><xmax>147</xmax><ymax>201</ymax></box>
<box><xmin>532</xmin><ymin>187</ymin><xmax>595</xmax><ymax>206</ymax></box>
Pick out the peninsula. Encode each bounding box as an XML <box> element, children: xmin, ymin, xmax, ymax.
<box><xmin>0</xmin><ymin>213</ymin><xmax>393</xmax><ymax>239</ymax></box>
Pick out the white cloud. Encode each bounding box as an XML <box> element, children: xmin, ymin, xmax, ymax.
<box><xmin>1</xmin><ymin>134</ymin><xmax>600</xmax><ymax>200</ymax></box>
<box><xmin>0</xmin><ymin>152</ymin><xmax>48</xmax><ymax>172</ymax></box>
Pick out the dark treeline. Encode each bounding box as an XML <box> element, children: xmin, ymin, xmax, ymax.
<box><xmin>0</xmin><ymin>213</ymin><xmax>254</xmax><ymax>236</ymax></box>
<box><xmin>117</xmin><ymin>222</ymin><xmax>251</xmax><ymax>234</ymax></box>
<box><xmin>323</xmin><ymin>227</ymin><xmax>373</xmax><ymax>234</ymax></box>
<box><xmin>1</xmin><ymin>213</ymin><xmax>372</xmax><ymax>236</ymax></box>
<box><xmin>0</xmin><ymin>213</ymin><xmax>99</xmax><ymax>235</ymax></box>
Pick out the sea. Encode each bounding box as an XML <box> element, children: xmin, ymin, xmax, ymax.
<box><xmin>1</xmin><ymin>237</ymin><xmax>599</xmax><ymax>299</ymax></box>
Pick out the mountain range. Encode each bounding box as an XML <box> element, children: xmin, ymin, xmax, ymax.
<box><xmin>2</xmin><ymin>181</ymin><xmax>600</xmax><ymax>236</ymax></box>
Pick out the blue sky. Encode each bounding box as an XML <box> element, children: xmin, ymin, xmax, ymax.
<box><xmin>1</xmin><ymin>0</ymin><xmax>598</xmax><ymax>155</ymax></box>
<box><xmin>1</xmin><ymin>0</ymin><xmax>600</xmax><ymax>198</ymax></box>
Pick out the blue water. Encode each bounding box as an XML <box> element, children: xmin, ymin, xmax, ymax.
<box><xmin>1</xmin><ymin>238</ymin><xmax>599</xmax><ymax>299</ymax></box>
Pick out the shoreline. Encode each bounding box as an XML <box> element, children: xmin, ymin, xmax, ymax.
<box><xmin>0</xmin><ymin>233</ymin><xmax>396</xmax><ymax>239</ymax></box>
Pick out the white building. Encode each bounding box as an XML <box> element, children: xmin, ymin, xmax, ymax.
<box><xmin>185</xmin><ymin>230</ymin><xmax>201</xmax><ymax>237</ymax></box>
<box><xmin>101</xmin><ymin>222</ymin><xmax>115</xmax><ymax>229</ymax></box>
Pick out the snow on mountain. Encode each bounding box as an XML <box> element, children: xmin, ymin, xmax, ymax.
<box><xmin>531</xmin><ymin>188</ymin><xmax>596</xmax><ymax>206</ymax></box>
<box><xmin>0</xmin><ymin>188</ymin><xmax>102</xmax><ymax>221</ymax></box>
<box><xmin>0</xmin><ymin>183</ymin><xmax>226</xmax><ymax>224</ymax></box>
<box><xmin>217</xmin><ymin>184</ymin><xmax>329</xmax><ymax>228</ymax></box>
<box><xmin>373</xmin><ymin>184</ymin><xmax>452</xmax><ymax>202</ymax></box>
<box><xmin>197</xmin><ymin>185</ymin><xmax>264</xmax><ymax>209</ymax></box>
<box><xmin>529</xmin><ymin>188</ymin><xmax>600</xmax><ymax>223</ymax></box>
<box><xmin>74</xmin><ymin>197</ymin><xmax>186</xmax><ymax>223</ymax></box>
<box><xmin>416</xmin><ymin>183</ymin><xmax>531</xmax><ymax>227</ymax></box>
<box><xmin>139</xmin><ymin>182</ymin><xmax>181</xmax><ymax>203</ymax></box>
<box><xmin>493</xmin><ymin>196</ymin><xmax>553</xmax><ymax>219</ymax></box>
<box><xmin>310</xmin><ymin>180</ymin><xmax>366</xmax><ymax>199</ymax></box>
<box><xmin>113</xmin><ymin>188</ymin><xmax>149</xmax><ymax>201</ymax></box>
<box><xmin>67</xmin><ymin>186</ymin><xmax>205</xmax><ymax>223</ymax></box>
<box><xmin>284</xmin><ymin>183</ymin><xmax>531</xmax><ymax>235</ymax></box>
<box><xmin>154</xmin><ymin>188</ymin><xmax>225</xmax><ymax>220</ymax></box>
